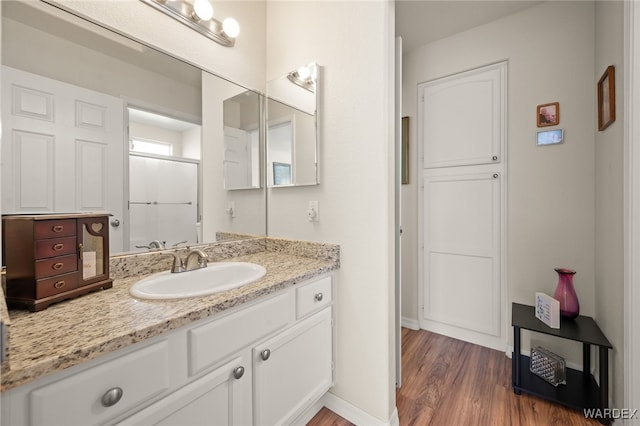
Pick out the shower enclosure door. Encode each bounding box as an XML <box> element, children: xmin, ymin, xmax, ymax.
<box><xmin>129</xmin><ymin>155</ymin><xmax>199</xmax><ymax>251</ymax></box>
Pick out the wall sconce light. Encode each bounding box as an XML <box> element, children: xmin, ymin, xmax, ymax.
<box><xmin>287</xmin><ymin>63</ymin><xmax>317</xmax><ymax>93</ymax></box>
<box><xmin>140</xmin><ymin>0</ymin><xmax>240</xmax><ymax>47</ymax></box>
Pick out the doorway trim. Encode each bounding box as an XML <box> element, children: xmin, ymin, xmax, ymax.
<box><xmin>624</xmin><ymin>0</ymin><xmax>640</xmax><ymax>418</ymax></box>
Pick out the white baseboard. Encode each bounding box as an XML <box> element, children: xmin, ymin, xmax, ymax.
<box><xmin>401</xmin><ymin>317</ymin><xmax>420</xmax><ymax>330</ymax></box>
<box><xmin>291</xmin><ymin>399</ymin><xmax>325</xmax><ymax>426</ymax></box>
<box><xmin>321</xmin><ymin>392</ymin><xmax>400</xmax><ymax>426</ymax></box>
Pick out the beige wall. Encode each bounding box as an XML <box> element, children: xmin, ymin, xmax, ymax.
<box><xmin>402</xmin><ymin>1</ymin><xmax>597</xmax><ymax>361</ymax></box>
<box><xmin>594</xmin><ymin>0</ymin><xmax>625</xmax><ymax>409</ymax></box>
<box><xmin>266</xmin><ymin>1</ymin><xmax>397</xmax><ymax>422</ymax></box>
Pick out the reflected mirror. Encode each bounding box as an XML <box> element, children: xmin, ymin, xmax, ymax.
<box><xmin>1</xmin><ymin>0</ymin><xmax>266</xmax><ymax>255</ymax></box>
<box><xmin>266</xmin><ymin>62</ymin><xmax>319</xmax><ymax>187</ymax></box>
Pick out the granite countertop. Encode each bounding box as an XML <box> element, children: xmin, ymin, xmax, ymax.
<box><xmin>0</xmin><ymin>237</ymin><xmax>339</xmax><ymax>392</ymax></box>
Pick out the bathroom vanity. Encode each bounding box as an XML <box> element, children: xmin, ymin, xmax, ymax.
<box><xmin>0</xmin><ymin>237</ymin><xmax>339</xmax><ymax>425</ymax></box>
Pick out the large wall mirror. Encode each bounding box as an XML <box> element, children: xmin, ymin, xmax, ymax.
<box><xmin>1</xmin><ymin>0</ymin><xmax>266</xmax><ymax>255</ymax></box>
<box><xmin>266</xmin><ymin>62</ymin><xmax>319</xmax><ymax>187</ymax></box>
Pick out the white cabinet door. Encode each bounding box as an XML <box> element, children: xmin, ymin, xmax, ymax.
<box><xmin>421</xmin><ymin>171</ymin><xmax>503</xmax><ymax>350</ymax></box>
<box><xmin>253</xmin><ymin>308</ymin><xmax>332</xmax><ymax>426</ymax></box>
<box><xmin>117</xmin><ymin>352</ymin><xmax>252</xmax><ymax>426</ymax></box>
<box><xmin>420</xmin><ymin>62</ymin><xmax>505</xmax><ymax>169</ymax></box>
<box><xmin>1</xmin><ymin>66</ymin><xmax>125</xmax><ymax>253</ymax></box>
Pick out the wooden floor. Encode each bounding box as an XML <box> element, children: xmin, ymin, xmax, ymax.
<box><xmin>307</xmin><ymin>328</ymin><xmax>601</xmax><ymax>426</ymax></box>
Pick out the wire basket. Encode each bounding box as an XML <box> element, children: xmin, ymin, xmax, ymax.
<box><xmin>530</xmin><ymin>346</ymin><xmax>566</xmax><ymax>387</ymax></box>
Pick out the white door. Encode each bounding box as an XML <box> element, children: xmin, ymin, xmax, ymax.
<box><xmin>1</xmin><ymin>66</ymin><xmax>125</xmax><ymax>253</ymax></box>
<box><xmin>418</xmin><ymin>62</ymin><xmax>506</xmax><ymax>351</ymax></box>
<box><xmin>223</xmin><ymin>126</ymin><xmax>251</xmax><ymax>189</ymax></box>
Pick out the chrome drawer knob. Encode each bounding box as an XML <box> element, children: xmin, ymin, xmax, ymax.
<box><xmin>260</xmin><ymin>349</ymin><xmax>271</xmax><ymax>361</ymax></box>
<box><xmin>314</xmin><ymin>293</ymin><xmax>324</xmax><ymax>302</ymax></box>
<box><xmin>233</xmin><ymin>366</ymin><xmax>245</xmax><ymax>379</ymax></box>
<box><xmin>101</xmin><ymin>387</ymin><xmax>123</xmax><ymax>407</ymax></box>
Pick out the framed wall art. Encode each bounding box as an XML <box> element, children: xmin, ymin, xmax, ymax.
<box><xmin>537</xmin><ymin>102</ymin><xmax>559</xmax><ymax>127</ymax></box>
<box><xmin>597</xmin><ymin>65</ymin><xmax>616</xmax><ymax>131</ymax></box>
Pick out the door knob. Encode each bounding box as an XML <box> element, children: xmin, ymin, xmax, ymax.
<box><xmin>110</xmin><ymin>219</ymin><xmax>120</xmax><ymax>228</ymax></box>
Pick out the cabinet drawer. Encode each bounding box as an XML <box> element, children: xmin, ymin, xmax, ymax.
<box><xmin>36</xmin><ymin>272</ymin><xmax>79</xmax><ymax>299</ymax></box>
<box><xmin>35</xmin><ymin>254</ymin><xmax>78</xmax><ymax>279</ymax></box>
<box><xmin>29</xmin><ymin>340</ymin><xmax>170</xmax><ymax>426</ymax></box>
<box><xmin>34</xmin><ymin>219</ymin><xmax>76</xmax><ymax>239</ymax></box>
<box><xmin>188</xmin><ymin>293</ymin><xmax>290</xmax><ymax>376</ymax></box>
<box><xmin>35</xmin><ymin>236</ymin><xmax>77</xmax><ymax>259</ymax></box>
<box><xmin>296</xmin><ymin>276</ymin><xmax>332</xmax><ymax>319</ymax></box>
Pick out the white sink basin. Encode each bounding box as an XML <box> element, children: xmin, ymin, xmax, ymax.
<box><xmin>129</xmin><ymin>262</ymin><xmax>267</xmax><ymax>300</ymax></box>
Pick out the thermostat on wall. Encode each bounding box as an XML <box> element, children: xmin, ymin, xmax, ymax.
<box><xmin>536</xmin><ymin>129</ymin><xmax>564</xmax><ymax>146</ymax></box>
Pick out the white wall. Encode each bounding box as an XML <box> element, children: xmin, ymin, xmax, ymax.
<box><xmin>2</xmin><ymin>17</ymin><xmax>201</xmax><ymax>120</ymax></box>
<box><xmin>403</xmin><ymin>1</ymin><xmax>597</xmax><ymax>362</ymax></box>
<box><xmin>54</xmin><ymin>0</ymin><xmax>266</xmax><ymax>92</ymax></box>
<box><xmin>266</xmin><ymin>1</ymin><xmax>397</xmax><ymax>423</ymax></box>
<box><xmin>594</xmin><ymin>0</ymin><xmax>625</xmax><ymax>410</ymax></box>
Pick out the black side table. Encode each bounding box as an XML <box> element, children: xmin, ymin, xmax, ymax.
<box><xmin>512</xmin><ymin>303</ymin><xmax>613</xmax><ymax>424</ymax></box>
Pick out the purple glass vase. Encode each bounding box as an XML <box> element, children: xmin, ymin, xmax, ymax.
<box><xmin>553</xmin><ymin>268</ymin><xmax>580</xmax><ymax>319</ymax></box>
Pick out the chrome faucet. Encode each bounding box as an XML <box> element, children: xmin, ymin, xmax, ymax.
<box><xmin>136</xmin><ymin>240</ymin><xmax>166</xmax><ymax>251</ymax></box>
<box><xmin>149</xmin><ymin>240</ymin><xmax>165</xmax><ymax>250</ymax></box>
<box><xmin>167</xmin><ymin>249</ymin><xmax>208</xmax><ymax>273</ymax></box>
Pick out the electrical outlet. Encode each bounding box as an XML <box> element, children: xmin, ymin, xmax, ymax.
<box><xmin>226</xmin><ymin>201</ymin><xmax>235</xmax><ymax>218</ymax></box>
<box><xmin>307</xmin><ymin>200</ymin><xmax>319</xmax><ymax>222</ymax></box>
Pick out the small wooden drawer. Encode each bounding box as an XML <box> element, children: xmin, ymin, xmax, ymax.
<box><xmin>296</xmin><ymin>276</ymin><xmax>332</xmax><ymax>319</ymax></box>
<box><xmin>35</xmin><ymin>272</ymin><xmax>79</xmax><ymax>299</ymax></box>
<box><xmin>35</xmin><ymin>236</ymin><xmax>77</xmax><ymax>259</ymax></box>
<box><xmin>34</xmin><ymin>219</ymin><xmax>76</xmax><ymax>239</ymax></box>
<box><xmin>35</xmin><ymin>254</ymin><xmax>78</xmax><ymax>279</ymax></box>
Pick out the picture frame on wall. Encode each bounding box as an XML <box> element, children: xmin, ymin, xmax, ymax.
<box><xmin>537</xmin><ymin>102</ymin><xmax>559</xmax><ymax>127</ymax></box>
<box><xmin>401</xmin><ymin>116</ymin><xmax>409</xmax><ymax>184</ymax></box>
<box><xmin>597</xmin><ymin>65</ymin><xmax>616</xmax><ymax>131</ymax></box>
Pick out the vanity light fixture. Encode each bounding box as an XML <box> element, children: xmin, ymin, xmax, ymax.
<box><xmin>140</xmin><ymin>0</ymin><xmax>240</xmax><ymax>47</ymax></box>
<box><xmin>287</xmin><ymin>63</ymin><xmax>317</xmax><ymax>93</ymax></box>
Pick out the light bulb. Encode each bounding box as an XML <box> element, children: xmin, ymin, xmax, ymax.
<box><xmin>297</xmin><ymin>66</ymin><xmax>310</xmax><ymax>81</ymax></box>
<box><xmin>222</xmin><ymin>17</ymin><xmax>240</xmax><ymax>38</ymax></box>
<box><xmin>193</xmin><ymin>0</ymin><xmax>213</xmax><ymax>21</ymax></box>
